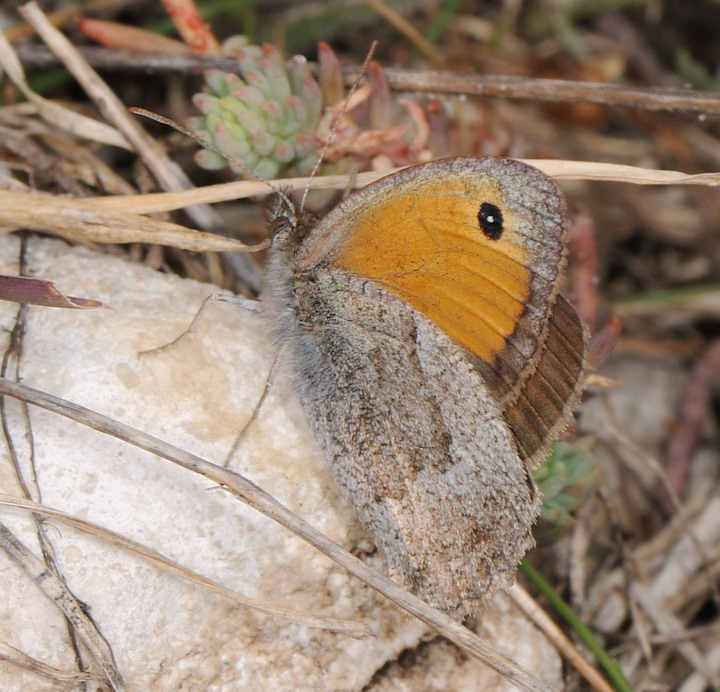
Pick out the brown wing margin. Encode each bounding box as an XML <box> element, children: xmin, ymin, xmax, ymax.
<box><xmin>501</xmin><ymin>294</ymin><xmax>589</xmax><ymax>467</ymax></box>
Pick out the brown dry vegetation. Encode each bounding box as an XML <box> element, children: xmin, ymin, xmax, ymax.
<box><xmin>1</xmin><ymin>2</ymin><xmax>720</xmax><ymax>691</ymax></box>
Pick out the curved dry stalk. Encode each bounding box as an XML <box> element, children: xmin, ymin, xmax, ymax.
<box><xmin>0</xmin><ymin>159</ymin><xmax>713</xmax><ymax>254</ymax></box>
<box><xmin>0</xmin><ymin>376</ymin><xmax>556</xmax><ymax>692</ymax></box>
<box><xmin>77</xmin><ymin>158</ymin><xmax>720</xmax><ymax>218</ymax></box>
<box><xmin>528</xmin><ymin>160</ymin><xmax>720</xmax><ymax>185</ymax></box>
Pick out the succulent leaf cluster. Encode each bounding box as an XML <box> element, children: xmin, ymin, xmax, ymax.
<box><xmin>188</xmin><ymin>36</ymin><xmax>323</xmax><ymax>179</ymax></box>
<box><xmin>535</xmin><ymin>441</ymin><xmax>596</xmax><ymax>526</ymax></box>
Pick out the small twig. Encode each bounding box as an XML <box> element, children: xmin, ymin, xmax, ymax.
<box><xmin>138</xmin><ymin>292</ymin><xmax>259</xmax><ymax>358</ymax></box>
<box><xmin>12</xmin><ymin>44</ymin><xmax>720</xmax><ymax>115</ymax></box>
<box><xmin>377</xmin><ymin>69</ymin><xmax>720</xmax><ymax>115</ymax></box>
<box><xmin>12</xmin><ymin>43</ymin><xmax>237</xmax><ymax>72</ymax></box>
<box><xmin>223</xmin><ymin>352</ymin><xmax>282</xmax><ymax>468</ymax></box>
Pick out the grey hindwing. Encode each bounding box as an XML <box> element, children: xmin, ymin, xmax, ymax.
<box><xmin>284</xmin><ymin>270</ymin><xmax>540</xmax><ymax>614</ymax></box>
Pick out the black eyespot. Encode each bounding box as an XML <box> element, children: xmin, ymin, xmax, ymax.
<box><xmin>477</xmin><ymin>202</ymin><xmax>504</xmax><ymax>241</ymax></box>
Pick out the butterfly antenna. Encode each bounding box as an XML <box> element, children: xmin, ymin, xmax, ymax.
<box><xmin>298</xmin><ymin>41</ymin><xmax>378</xmax><ymax>215</ymax></box>
<box><xmin>132</xmin><ymin>107</ymin><xmax>295</xmax><ymax>213</ymax></box>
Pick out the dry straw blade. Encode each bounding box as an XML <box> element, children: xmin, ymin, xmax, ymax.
<box><xmin>87</xmin><ymin>159</ymin><xmax>720</xmax><ymax>214</ymax></box>
<box><xmin>0</xmin><ymin>190</ymin><xmax>256</xmax><ymax>253</ymax></box>
<box><xmin>0</xmin><ymin>493</ymin><xmax>371</xmax><ymax>637</ymax></box>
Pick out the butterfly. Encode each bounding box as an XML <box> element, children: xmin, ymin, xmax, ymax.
<box><xmin>263</xmin><ymin>156</ymin><xmax>588</xmax><ymax>616</ymax></box>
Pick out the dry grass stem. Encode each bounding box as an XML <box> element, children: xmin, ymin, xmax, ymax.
<box><xmin>510</xmin><ymin>584</ymin><xmax>615</xmax><ymax>692</ymax></box>
<box><xmin>0</xmin><ymin>190</ymin><xmax>254</xmax><ymax>252</ymax></box>
<box><xmin>0</xmin><ymin>493</ymin><xmax>371</xmax><ymax>637</ymax></box>
<box><xmin>84</xmin><ymin>159</ymin><xmax>720</xmax><ymax>220</ymax></box>
<box><xmin>0</xmin><ymin>27</ymin><xmax>129</xmax><ymax>149</ymax></box>
<box><xmin>0</xmin><ymin>521</ymin><xmax>124</xmax><ymax>691</ymax></box>
<box><xmin>0</xmin><ymin>641</ymin><xmax>100</xmax><ymax>685</ymax></box>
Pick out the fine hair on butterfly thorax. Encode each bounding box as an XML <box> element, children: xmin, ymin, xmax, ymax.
<box><xmin>263</xmin><ymin>190</ymin><xmax>296</xmax><ymax>240</ymax></box>
<box><xmin>263</xmin><ymin>189</ymin><xmax>320</xmax><ymax>252</ymax></box>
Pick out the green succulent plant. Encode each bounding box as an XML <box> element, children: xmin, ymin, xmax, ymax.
<box><xmin>535</xmin><ymin>440</ymin><xmax>596</xmax><ymax>526</ymax></box>
<box><xmin>187</xmin><ymin>36</ymin><xmax>323</xmax><ymax>180</ymax></box>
